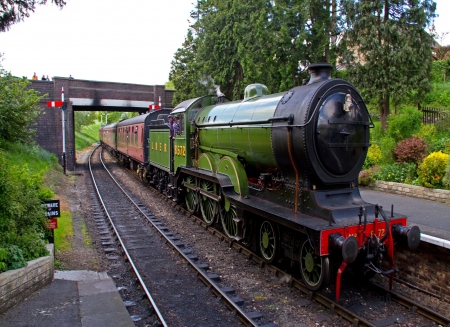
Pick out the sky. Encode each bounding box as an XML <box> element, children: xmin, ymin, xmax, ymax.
<box><xmin>0</xmin><ymin>0</ymin><xmax>448</xmax><ymax>86</ymax></box>
<box><xmin>0</xmin><ymin>0</ymin><xmax>196</xmax><ymax>85</ymax></box>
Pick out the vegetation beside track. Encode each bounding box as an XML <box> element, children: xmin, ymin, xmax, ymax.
<box><xmin>75</xmin><ymin>122</ymin><xmax>102</xmax><ymax>150</ymax></box>
<box><xmin>0</xmin><ymin>141</ymin><xmax>58</xmax><ymax>272</ymax></box>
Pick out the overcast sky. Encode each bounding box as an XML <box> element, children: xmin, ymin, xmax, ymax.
<box><xmin>0</xmin><ymin>0</ymin><xmax>448</xmax><ymax>85</ymax></box>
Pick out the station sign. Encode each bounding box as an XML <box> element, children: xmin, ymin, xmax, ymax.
<box><xmin>42</xmin><ymin>200</ymin><xmax>60</xmax><ymax>218</ymax></box>
<box><xmin>46</xmin><ymin>218</ymin><xmax>58</xmax><ymax>230</ymax></box>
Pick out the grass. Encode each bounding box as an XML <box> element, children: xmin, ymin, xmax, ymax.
<box><xmin>54</xmin><ymin>211</ymin><xmax>73</xmax><ymax>251</ymax></box>
<box><xmin>81</xmin><ymin>220</ymin><xmax>92</xmax><ymax>247</ymax></box>
<box><xmin>1</xmin><ymin>141</ymin><xmax>57</xmax><ymax>174</ymax></box>
<box><xmin>75</xmin><ymin>122</ymin><xmax>102</xmax><ymax>150</ymax></box>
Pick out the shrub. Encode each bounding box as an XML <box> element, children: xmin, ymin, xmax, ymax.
<box><xmin>414</xmin><ymin>123</ymin><xmax>437</xmax><ymax>147</ymax></box>
<box><xmin>417</xmin><ymin>151</ymin><xmax>449</xmax><ymax>188</ymax></box>
<box><xmin>394</xmin><ymin>136</ymin><xmax>428</xmax><ymax>164</ymax></box>
<box><xmin>358</xmin><ymin>170</ymin><xmax>372</xmax><ymax>186</ymax></box>
<box><xmin>429</xmin><ymin>137</ymin><xmax>450</xmax><ymax>154</ymax></box>
<box><xmin>434</xmin><ymin>112</ymin><xmax>450</xmax><ymax>134</ymax></box>
<box><xmin>0</xmin><ymin>69</ymin><xmax>45</xmax><ymax>143</ymax></box>
<box><xmin>0</xmin><ymin>146</ymin><xmax>52</xmax><ymax>271</ymax></box>
<box><xmin>379</xmin><ymin>136</ymin><xmax>396</xmax><ymax>165</ymax></box>
<box><xmin>2</xmin><ymin>245</ymin><xmax>27</xmax><ymax>271</ymax></box>
<box><xmin>362</xmin><ymin>144</ymin><xmax>382</xmax><ymax>169</ymax></box>
<box><xmin>372</xmin><ymin>162</ymin><xmax>417</xmax><ymax>183</ymax></box>
<box><xmin>387</xmin><ymin>107</ymin><xmax>422</xmax><ymax>142</ymax></box>
<box><xmin>443</xmin><ymin>156</ymin><xmax>450</xmax><ymax>189</ymax></box>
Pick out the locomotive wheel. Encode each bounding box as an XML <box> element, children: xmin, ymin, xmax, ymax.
<box><xmin>219</xmin><ymin>196</ymin><xmax>239</xmax><ymax>239</ymax></box>
<box><xmin>199</xmin><ymin>180</ymin><xmax>217</xmax><ymax>225</ymax></box>
<box><xmin>299</xmin><ymin>239</ymin><xmax>330</xmax><ymax>291</ymax></box>
<box><xmin>184</xmin><ymin>176</ymin><xmax>198</xmax><ymax>213</ymax></box>
<box><xmin>260</xmin><ymin>221</ymin><xmax>278</xmax><ymax>263</ymax></box>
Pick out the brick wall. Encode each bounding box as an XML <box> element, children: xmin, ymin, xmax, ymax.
<box><xmin>396</xmin><ymin>242</ymin><xmax>450</xmax><ymax>301</ymax></box>
<box><xmin>0</xmin><ymin>244</ymin><xmax>54</xmax><ymax>314</ymax></box>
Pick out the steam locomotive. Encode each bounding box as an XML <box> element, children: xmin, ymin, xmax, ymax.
<box><xmin>99</xmin><ymin>63</ymin><xmax>420</xmax><ymax>301</ymax></box>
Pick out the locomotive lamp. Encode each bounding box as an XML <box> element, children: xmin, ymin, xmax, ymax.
<box><xmin>344</xmin><ymin>94</ymin><xmax>354</xmax><ymax>112</ymax></box>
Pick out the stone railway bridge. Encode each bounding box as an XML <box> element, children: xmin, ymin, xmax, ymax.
<box><xmin>30</xmin><ymin>77</ymin><xmax>175</xmax><ymax>171</ymax></box>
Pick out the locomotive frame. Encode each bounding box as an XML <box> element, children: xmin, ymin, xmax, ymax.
<box><xmin>99</xmin><ymin>63</ymin><xmax>420</xmax><ymax>301</ymax></box>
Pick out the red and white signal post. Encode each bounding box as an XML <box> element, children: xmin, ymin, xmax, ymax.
<box><xmin>47</xmin><ymin>87</ymin><xmax>67</xmax><ymax>174</ymax></box>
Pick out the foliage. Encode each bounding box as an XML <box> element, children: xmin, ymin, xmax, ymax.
<box><xmin>394</xmin><ymin>136</ymin><xmax>427</xmax><ymax>164</ymax></box>
<box><xmin>386</xmin><ymin>107</ymin><xmax>422</xmax><ymax>142</ymax></box>
<box><xmin>372</xmin><ymin>162</ymin><xmax>417</xmax><ymax>184</ymax></box>
<box><xmin>75</xmin><ymin>122</ymin><xmax>101</xmax><ymax>150</ymax></box>
<box><xmin>341</xmin><ymin>0</ymin><xmax>436</xmax><ymax>131</ymax></box>
<box><xmin>379</xmin><ymin>135</ymin><xmax>397</xmax><ymax>165</ymax></box>
<box><xmin>443</xmin><ymin>156</ymin><xmax>450</xmax><ymax>189</ymax></box>
<box><xmin>417</xmin><ymin>151</ymin><xmax>449</xmax><ymax>189</ymax></box>
<box><xmin>0</xmin><ymin>245</ymin><xmax>26</xmax><ymax>272</ymax></box>
<box><xmin>0</xmin><ymin>69</ymin><xmax>45</xmax><ymax>143</ymax></box>
<box><xmin>434</xmin><ymin>112</ymin><xmax>450</xmax><ymax>134</ymax></box>
<box><xmin>414</xmin><ymin>123</ymin><xmax>437</xmax><ymax>147</ymax></box>
<box><xmin>358</xmin><ymin>169</ymin><xmax>372</xmax><ymax>186</ymax></box>
<box><xmin>422</xmin><ymin>83</ymin><xmax>450</xmax><ymax>108</ymax></box>
<box><xmin>165</xmin><ymin>80</ymin><xmax>175</xmax><ymax>91</ymax></box>
<box><xmin>74</xmin><ymin>111</ymin><xmax>96</xmax><ymax>133</ymax></box>
<box><xmin>169</xmin><ymin>29</ymin><xmax>215</xmax><ymax>105</ymax></box>
<box><xmin>0</xmin><ymin>0</ymin><xmax>66</xmax><ymax>32</ymax></box>
<box><xmin>429</xmin><ymin>137</ymin><xmax>450</xmax><ymax>154</ymax></box>
<box><xmin>362</xmin><ymin>144</ymin><xmax>382</xmax><ymax>170</ymax></box>
<box><xmin>430</xmin><ymin>59</ymin><xmax>450</xmax><ymax>83</ymax></box>
<box><xmin>170</xmin><ymin>0</ymin><xmax>347</xmax><ymax>101</ymax></box>
<box><xmin>0</xmin><ymin>247</ymin><xmax>6</xmax><ymax>272</ymax></box>
<box><xmin>0</xmin><ymin>142</ymin><xmax>55</xmax><ymax>271</ymax></box>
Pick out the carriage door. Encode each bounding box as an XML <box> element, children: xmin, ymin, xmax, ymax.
<box><xmin>172</xmin><ymin>113</ymin><xmax>186</xmax><ymax>172</ymax></box>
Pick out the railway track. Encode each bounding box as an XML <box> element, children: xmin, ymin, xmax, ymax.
<box><xmin>89</xmin><ymin>145</ymin><xmax>276</xmax><ymax>326</ymax></box>
<box><xmin>98</xmin><ymin>146</ymin><xmax>450</xmax><ymax>327</ymax></box>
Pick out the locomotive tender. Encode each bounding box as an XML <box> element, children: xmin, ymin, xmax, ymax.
<box><xmin>99</xmin><ymin>63</ymin><xmax>420</xmax><ymax>301</ymax></box>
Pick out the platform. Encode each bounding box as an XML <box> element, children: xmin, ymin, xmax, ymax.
<box><xmin>360</xmin><ymin>189</ymin><xmax>450</xmax><ymax>248</ymax></box>
<box><xmin>0</xmin><ymin>270</ymin><xmax>134</xmax><ymax>327</ymax></box>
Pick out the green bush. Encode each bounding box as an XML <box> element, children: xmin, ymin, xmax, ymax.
<box><xmin>379</xmin><ymin>135</ymin><xmax>397</xmax><ymax>165</ymax></box>
<box><xmin>422</xmin><ymin>83</ymin><xmax>450</xmax><ymax>108</ymax></box>
<box><xmin>372</xmin><ymin>162</ymin><xmax>417</xmax><ymax>184</ymax></box>
<box><xmin>0</xmin><ymin>69</ymin><xmax>45</xmax><ymax>143</ymax></box>
<box><xmin>429</xmin><ymin>137</ymin><xmax>450</xmax><ymax>154</ymax></box>
<box><xmin>387</xmin><ymin>107</ymin><xmax>422</xmax><ymax>142</ymax></box>
<box><xmin>417</xmin><ymin>151</ymin><xmax>449</xmax><ymax>189</ymax></box>
<box><xmin>0</xmin><ymin>143</ymin><xmax>55</xmax><ymax>271</ymax></box>
<box><xmin>0</xmin><ymin>245</ymin><xmax>27</xmax><ymax>272</ymax></box>
<box><xmin>414</xmin><ymin>123</ymin><xmax>438</xmax><ymax>147</ymax></box>
<box><xmin>443</xmin><ymin>156</ymin><xmax>450</xmax><ymax>189</ymax></box>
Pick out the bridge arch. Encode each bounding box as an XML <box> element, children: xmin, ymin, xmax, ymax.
<box><xmin>30</xmin><ymin>77</ymin><xmax>175</xmax><ymax>172</ymax></box>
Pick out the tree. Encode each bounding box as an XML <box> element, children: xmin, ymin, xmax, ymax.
<box><xmin>169</xmin><ymin>29</ymin><xmax>213</xmax><ymax>105</ymax></box>
<box><xmin>74</xmin><ymin>111</ymin><xmax>96</xmax><ymax>132</ymax></box>
<box><xmin>171</xmin><ymin>0</ymin><xmax>348</xmax><ymax>101</ymax></box>
<box><xmin>342</xmin><ymin>0</ymin><xmax>436</xmax><ymax>131</ymax></box>
<box><xmin>0</xmin><ymin>68</ymin><xmax>45</xmax><ymax>143</ymax></box>
<box><xmin>0</xmin><ymin>0</ymin><xmax>66</xmax><ymax>32</ymax></box>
